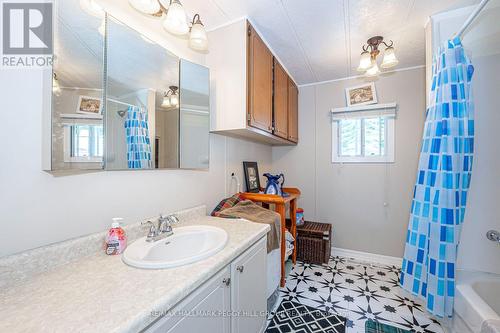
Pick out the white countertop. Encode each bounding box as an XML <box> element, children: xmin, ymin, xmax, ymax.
<box><xmin>0</xmin><ymin>216</ymin><xmax>269</xmax><ymax>333</ymax></box>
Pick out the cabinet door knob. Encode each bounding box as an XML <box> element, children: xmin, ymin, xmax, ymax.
<box><xmin>236</xmin><ymin>265</ymin><xmax>244</xmax><ymax>273</ymax></box>
<box><xmin>222</xmin><ymin>278</ymin><xmax>231</xmax><ymax>286</ymax></box>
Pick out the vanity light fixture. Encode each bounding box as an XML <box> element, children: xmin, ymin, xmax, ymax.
<box><xmin>162</xmin><ymin>0</ymin><xmax>190</xmax><ymax>35</ymax></box>
<box><xmin>189</xmin><ymin>14</ymin><xmax>208</xmax><ymax>51</ymax></box>
<box><xmin>127</xmin><ymin>0</ymin><xmax>208</xmax><ymax>51</ymax></box>
<box><xmin>161</xmin><ymin>86</ymin><xmax>179</xmax><ymax>108</ymax></box>
<box><xmin>357</xmin><ymin>36</ymin><xmax>398</xmax><ymax>77</ymax></box>
<box><xmin>52</xmin><ymin>73</ymin><xmax>62</xmax><ymax>96</ymax></box>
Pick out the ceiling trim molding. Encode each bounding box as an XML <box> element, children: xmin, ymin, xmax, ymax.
<box><xmin>205</xmin><ymin>15</ymin><xmax>248</xmax><ymax>33</ymax></box>
<box><xmin>298</xmin><ymin>65</ymin><xmax>425</xmax><ymax>88</ymax></box>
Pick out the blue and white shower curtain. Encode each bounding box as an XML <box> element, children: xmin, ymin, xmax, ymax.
<box><xmin>400</xmin><ymin>37</ymin><xmax>475</xmax><ymax>317</ymax></box>
<box><xmin>124</xmin><ymin>105</ymin><xmax>152</xmax><ymax>169</ymax></box>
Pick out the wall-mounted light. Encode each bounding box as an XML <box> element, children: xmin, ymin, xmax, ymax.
<box><xmin>161</xmin><ymin>86</ymin><xmax>179</xmax><ymax>108</ymax></box>
<box><xmin>127</xmin><ymin>0</ymin><xmax>208</xmax><ymax>51</ymax></box>
<box><xmin>162</xmin><ymin>0</ymin><xmax>189</xmax><ymax>35</ymax></box>
<box><xmin>189</xmin><ymin>14</ymin><xmax>208</xmax><ymax>51</ymax></box>
<box><xmin>53</xmin><ymin>72</ymin><xmax>62</xmax><ymax>96</ymax></box>
<box><xmin>357</xmin><ymin>36</ymin><xmax>398</xmax><ymax>77</ymax></box>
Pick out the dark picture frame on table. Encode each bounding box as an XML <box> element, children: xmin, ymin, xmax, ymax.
<box><xmin>243</xmin><ymin>161</ymin><xmax>261</xmax><ymax>193</ymax></box>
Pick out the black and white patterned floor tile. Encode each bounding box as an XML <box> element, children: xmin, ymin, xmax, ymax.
<box><xmin>269</xmin><ymin>256</ymin><xmax>444</xmax><ymax>333</ymax></box>
<box><xmin>266</xmin><ymin>300</ymin><xmax>346</xmax><ymax>333</ymax></box>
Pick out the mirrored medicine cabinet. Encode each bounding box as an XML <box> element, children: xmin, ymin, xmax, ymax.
<box><xmin>46</xmin><ymin>0</ymin><xmax>209</xmax><ymax>172</ymax></box>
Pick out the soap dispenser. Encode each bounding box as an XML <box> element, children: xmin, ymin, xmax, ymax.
<box><xmin>105</xmin><ymin>218</ymin><xmax>127</xmax><ymax>255</ymax></box>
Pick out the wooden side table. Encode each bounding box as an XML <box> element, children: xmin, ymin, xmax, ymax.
<box><xmin>240</xmin><ymin>187</ymin><xmax>301</xmax><ymax>287</ymax></box>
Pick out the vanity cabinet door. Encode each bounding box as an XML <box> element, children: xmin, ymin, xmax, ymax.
<box><xmin>144</xmin><ymin>267</ymin><xmax>231</xmax><ymax>333</ymax></box>
<box><xmin>231</xmin><ymin>237</ymin><xmax>267</xmax><ymax>333</ymax></box>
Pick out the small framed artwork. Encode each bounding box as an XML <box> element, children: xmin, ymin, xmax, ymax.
<box><xmin>76</xmin><ymin>95</ymin><xmax>102</xmax><ymax>115</ymax></box>
<box><xmin>345</xmin><ymin>82</ymin><xmax>377</xmax><ymax>107</ymax></box>
<box><xmin>243</xmin><ymin>161</ymin><xmax>261</xmax><ymax>193</ymax></box>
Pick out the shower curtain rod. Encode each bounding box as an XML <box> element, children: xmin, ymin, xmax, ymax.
<box><xmin>454</xmin><ymin>0</ymin><xmax>490</xmax><ymax>39</ymax></box>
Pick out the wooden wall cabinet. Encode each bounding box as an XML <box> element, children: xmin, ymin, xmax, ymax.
<box><xmin>273</xmin><ymin>59</ymin><xmax>289</xmax><ymax>139</ymax></box>
<box><xmin>287</xmin><ymin>79</ymin><xmax>298</xmax><ymax>143</ymax></box>
<box><xmin>208</xmin><ymin>19</ymin><xmax>298</xmax><ymax>146</ymax></box>
<box><xmin>248</xmin><ymin>24</ymin><xmax>273</xmax><ymax>133</ymax></box>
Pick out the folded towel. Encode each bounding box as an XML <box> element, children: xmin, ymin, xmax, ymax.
<box><xmin>217</xmin><ymin>200</ymin><xmax>281</xmax><ymax>253</ymax></box>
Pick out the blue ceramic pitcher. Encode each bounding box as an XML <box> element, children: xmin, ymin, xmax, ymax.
<box><xmin>263</xmin><ymin>173</ymin><xmax>285</xmax><ymax>196</ymax></box>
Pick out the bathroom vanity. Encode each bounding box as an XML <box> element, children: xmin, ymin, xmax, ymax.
<box><xmin>0</xmin><ymin>207</ymin><xmax>270</xmax><ymax>333</ymax></box>
<box><xmin>145</xmin><ymin>237</ymin><xmax>266</xmax><ymax>333</ymax></box>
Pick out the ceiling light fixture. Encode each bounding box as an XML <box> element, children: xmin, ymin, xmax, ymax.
<box><xmin>161</xmin><ymin>86</ymin><xmax>179</xmax><ymax>108</ymax></box>
<box><xmin>127</xmin><ymin>0</ymin><xmax>208</xmax><ymax>51</ymax></box>
<box><xmin>357</xmin><ymin>36</ymin><xmax>398</xmax><ymax>77</ymax></box>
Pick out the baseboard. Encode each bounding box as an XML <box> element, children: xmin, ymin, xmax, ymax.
<box><xmin>332</xmin><ymin>247</ymin><xmax>402</xmax><ymax>267</ymax></box>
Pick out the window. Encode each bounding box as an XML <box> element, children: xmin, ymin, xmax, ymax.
<box><xmin>332</xmin><ymin>105</ymin><xmax>395</xmax><ymax>163</ymax></box>
<box><xmin>64</xmin><ymin>124</ymin><xmax>103</xmax><ymax>163</ymax></box>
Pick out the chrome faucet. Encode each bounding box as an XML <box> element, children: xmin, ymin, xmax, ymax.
<box><xmin>142</xmin><ymin>214</ymin><xmax>179</xmax><ymax>242</ymax></box>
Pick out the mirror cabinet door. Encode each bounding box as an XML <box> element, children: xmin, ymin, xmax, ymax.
<box><xmin>51</xmin><ymin>0</ymin><xmax>104</xmax><ymax>171</ymax></box>
<box><xmin>179</xmin><ymin>60</ymin><xmax>210</xmax><ymax>170</ymax></box>
<box><xmin>48</xmin><ymin>3</ymin><xmax>210</xmax><ymax>172</ymax></box>
<box><xmin>105</xmin><ymin>16</ymin><xmax>180</xmax><ymax>171</ymax></box>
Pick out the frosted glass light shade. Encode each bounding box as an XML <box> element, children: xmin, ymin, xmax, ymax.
<box><xmin>161</xmin><ymin>94</ymin><xmax>171</xmax><ymax>108</ymax></box>
<box><xmin>162</xmin><ymin>0</ymin><xmax>189</xmax><ymax>35</ymax></box>
<box><xmin>357</xmin><ymin>51</ymin><xmax>372</xmax><ymax>72</ymax></box>
<box><xmin>381</xmin><ymin>46</ymin><xmax>399</xmax><ymax>69</ymax></box>
<box><xmin>80</xmin><ymin>0</ymin><xmax>105</xmax><ymax>18</ymax></box>
<box><xmin>365</xmin><ymin>60</ymin><xmax>380</xmax><ymax>77</ymax></box>
<box><xmin>169</xmin><ymin>93</ymin><xmax>179</xmax><ymax>107</ymax></box>
<box><xmin>128</xmin><ymin>0</ymin><xmax>160</xmax><ymax>15</ymax></box>
<box><xmin>189</xmin><ymin>20</ymin><xmax>208</xmax><ymax>51</ymax></box>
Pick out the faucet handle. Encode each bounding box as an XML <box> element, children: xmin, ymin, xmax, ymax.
<box><xmin>141</xmin><ymin>220</ymin><xmax>157</xmax><ymax>238</ymax></box>
<box><xmin>167</xmin><ymin>215</ymin><xmax>179</xmax><ymax>224</ymax></box>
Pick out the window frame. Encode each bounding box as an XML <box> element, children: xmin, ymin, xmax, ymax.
<box><xmin>332</xmin><ymin>116</ymin><xmax>395</xmax><ymax>164</ymax></box>
<box><xmin>63</xmin><ymin>124</ymin><xmax>103</xmax><ymax>163</ymax></box>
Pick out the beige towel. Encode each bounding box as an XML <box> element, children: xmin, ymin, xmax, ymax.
<box><xmin>218</xmin><ymin>200</ymin><xmax>281</xmax><ymax>252</ymax></box>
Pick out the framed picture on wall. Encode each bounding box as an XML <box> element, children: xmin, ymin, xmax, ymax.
<box><xmin>76</xmin><ymin>95</ymin><xmax>102</xmax><ymax>115</ymax></box>
<box><xmin>345</xmin><ymin>82</ymin><xmax>378</xmax><ymax>107</ymax></box>
<box><xmin>243</xmin><ymin>161</ymin><xmax>261</xmax><ymax>193</ymax></box>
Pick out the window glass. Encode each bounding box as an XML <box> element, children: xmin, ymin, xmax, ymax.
<box><xmin>70</xmin><ymin>125</ymin><xmax>103</xmax><ymax>158</ymax></box>
<box><xmin>364</xmin><ymin>117</ymin><xmax>385</xmax><ymax>156</ymax></box>
<box><xmin>339</xmin><ymin>119</ymin><xmax>361</xmax><ymax>156</ymax></box>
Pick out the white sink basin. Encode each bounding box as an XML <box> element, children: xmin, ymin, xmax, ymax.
<box><xmin>122</xmin><ymin>225</ymin><xmax>228</xmax><ymax>269</ymax></box>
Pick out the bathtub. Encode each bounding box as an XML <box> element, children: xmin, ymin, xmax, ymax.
<box><xmin>455</xmin><ymin>270</ymin><xmax>500</xmax><ymax>332</ymax></box>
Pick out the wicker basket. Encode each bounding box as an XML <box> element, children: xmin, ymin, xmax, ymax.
<box><xmin>296</xmin><ymin>221</ymin><xmax>332</xmax><ymax>265</ymax></box>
